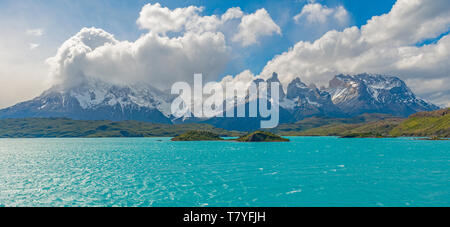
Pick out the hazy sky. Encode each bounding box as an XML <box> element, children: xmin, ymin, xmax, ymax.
<box><xmin>0</xmin><ymin>0</ymin><xmax>449</xmax><ymax>108</ymax></box>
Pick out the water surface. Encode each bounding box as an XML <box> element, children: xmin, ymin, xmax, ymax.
<box><xmin>0</xmin><ymin>137</ymin><xmax>448</xmax><ymax>207</ymax></box>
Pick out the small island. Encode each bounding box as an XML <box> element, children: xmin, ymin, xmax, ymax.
<box><xmin>172</xmin><ymin>130</ymin><xmax>290</xmax><ymax>142</ymax></box>
<box><xmin>171</xmin><ymin>131</ymin><xmax>224</xmax><ymax>141</ymax></box>
<box><xmin>236</xmin><ymin>131</ymin><xmax>290</xmax><ymax>142</ymax></box>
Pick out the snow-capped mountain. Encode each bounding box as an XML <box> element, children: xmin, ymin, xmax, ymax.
<box><xmin>0</xmin><ymin>73</ymin><xmax>439</xmax><ymax>130</ymax></box>
<box><xmin>326</xmin><ymin>73</ymin><xmax>439</xmax><ymax>117</ymax></box>
<box><xmin>258</xmin><ymin>73</ymin><xmax>341</xmax><ymax>120</ymax></box>
<box><xmin>0</xmin><ymin>79</ymin><xmax>173</xmax><ymax>123</ymax></box>
<box><xmin>202</xmin><ymin>73</ymin><xmax>438</xmax><ymax>130</ymax></box>
<box><xmin>202</xmin><ymin>73</ymin><xmax>338</xmax><ymax>130</ymax></box>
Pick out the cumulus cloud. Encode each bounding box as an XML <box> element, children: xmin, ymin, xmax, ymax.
<box><xmin>137</xmin><ymin>3</ymin><xmax>202</xmax><ymax>34</ymax></box>
<box><xmin>294</xmin><ymin>3</ymin><xmax>349</xmax><ymax>26</ymax></box>
<box><xmin>183</xmin><ymin>7</ymin><xmax>243</xmax><ymax>34</ymax></box>
<box><xmin>221</xmin><ymin>7</ymin><xmax>244</xmax><ymax>21</ymax></box>
<box><xmin>47</xmin><ymin>3</ymin><xmax>281</xmax><ymax>91</ymax></box>
<box><xmin>333</xmin><ymin>6</ymin><xmax>350</xmax><ymax>25</ymax></box>
<box><xmin>42</xmin><ymin>0</ymin><xmax>449</xmax><ymax>107</ymax></box>
<box><xmin>47</xmin><ymin>27</ymin><xmax>228</xmax><ymax>89</ymax></box>
<box><xmin>137</xmin><ymin>3</ymin><xmax>245</xmax><ymax>35</ymax></box>
<box><xmin>255</xmin><ymin>0</ymin><xmax>450</xmax><ymax>106</ymax></box>
<box><xmin>220</xmin><ymin>70</ymin><xmax>258</xmax><ymax>90</ymax></box>
<box><xmin>361</xmin><ymin>0</ymin><xmax>450</xmax><ymax>46</ymax></box>
<box><xmin>233</xmin><ymin>9</ymin><xmax>282</xmax><ymax>46</ymax></box>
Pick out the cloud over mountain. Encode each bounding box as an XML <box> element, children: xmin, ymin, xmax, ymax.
<box><xmin>256</xmin><ymin>0</ymin><xmax>450</xmax><ymax>106</ymax></box>
<box><xmin>46</xmin><ymin>3</ymin><xmax>282</xmax><ymax>90</ymax></box>
<box><xmin>47</xmin><ymin>27</ymin><xmax>229</xmax><ymax>90</ymax></box>
<box><xmin>1</xmin><ymin>0</ymin><xmax>448</xmax><ymax>109</ymax></box>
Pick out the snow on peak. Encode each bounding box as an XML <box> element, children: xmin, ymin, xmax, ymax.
<box><xmin>55</xmin><ymin>79</ymin><xmax>173</xmax><ymax>117</ymax></box>
<box><xmin>329</xmin><ymin>73</ymin><xmax>412</xmax><ymax>102</ymax></box>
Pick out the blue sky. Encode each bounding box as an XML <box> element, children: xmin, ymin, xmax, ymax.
<box><xmin>0</xmin><ymin>0</ymin><xmax>397</xmax><ymax>75</ymax></box>
<box><xmin>0</xmin><ymin>0</ymin><xmax>449</xmax><ymax>108</ymax></box>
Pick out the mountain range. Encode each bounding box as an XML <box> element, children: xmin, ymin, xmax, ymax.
<box><xmin>0</xmin><ymin>80</ymin><xmax>173</xmax><ymax>124</ymax></box>
<box><xmin>0</xmin><ymin>73</ymin><xmax>439</xmax><ymax>131</ymax></box>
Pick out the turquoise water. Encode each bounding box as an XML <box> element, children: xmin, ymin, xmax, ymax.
<box><xmin>0</xmin><ymin>137</ymin><xmax>448</xmax><ymax>207</ymax></box>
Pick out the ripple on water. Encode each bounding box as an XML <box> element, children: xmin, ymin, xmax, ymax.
<box><xmin>0</xmin><ymin>137</ymin><xmax>448</xmax><ymax>207</ymax></box>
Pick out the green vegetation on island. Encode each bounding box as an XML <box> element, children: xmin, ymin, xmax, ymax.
<box><xmin>172</xmin><ymin>130</ymin><xmax>290</xmax><ymax>142</ymax></box>
<box><xmin>171</xmin><ymin>131</ymin><xmax>224</xmax><ymax>141</ymax></box>
<box><xmin>236</xmin><ymin>131</ymin><xmax>290</xmax><ymax>142</ymax></box>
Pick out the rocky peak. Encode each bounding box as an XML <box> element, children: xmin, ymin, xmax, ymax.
<box><xmin>286</xmin><ymin>77</ymin><xmax>331</xmax><ymax>102</ymax></box>
<box><xmin>267</xmin><ymin>72</ymin><xmax>280</xmax><ymax>82</ymax></box>
<box><xmin>326</xmin><ymin>73</ymin><xmax>439</xmax><ymax>116</ymax></box>
<box><xmin>266</xmin><ymin>72</ymin><xmax>285</xmax><ymax>99</ymax></box>
<box><xmin>286</xmin><ymin>77</ymin><xmax>310</xmax><ymax>99</ymax></box>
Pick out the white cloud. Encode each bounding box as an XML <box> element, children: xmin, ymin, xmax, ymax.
<box><xmin>6</xmin><ymin>0</ymin><xmax>448</xmax><ymax>110</ymax></box>
<box><xmin>361</xmin><ymin>0</ymin><xmax>450</xmax><ymax>46</ymax></box>
<box><xmin>47</xmin><ymin>4</ymin><xmax>282</xmax><ymax>91</ymax></box>
<box><xmin>47</xmin><ymin>27</ymin><xmax>229</xmax><ymax>90</ymax></box>
<box><xmin>233</xmin><ymin>9</ymin><xmax>282</xmax><ymax>46</ymax></box>
<box><xmin>137</xmin><ymin>3</ymin><xmax>202</xmax><ymax>34</ymax></box>
<box><xmin>294</xmin><ymin>3</ymin><xmax>349</xmax><ymax>26</ymax></box>
<box><xmin>26</xmin><ymin>28</ymin><xmax>44</xmax><ymax>37</ymax></box>
<box><xmin>47</xmin><ymin>4</ymin><xmax>243</xmax><ymax>90</ymax></box>
<box><xmin>294</xmin><ymin>3</ymin><xmax>332</xmax><ymax>24</ymax></box>
<box><xmin>137</xmin><ymin>4</ymin><xmax>244</xmax><ymax>35</ymax></box>
<box><xmin>406</xmin><ymin>77</ymin><xmax>450</xmax><ymax>107</ymax></box>
<box><xmin>220</xmin><ymin>70</ymin><xmax>258</xmax><ymax>89</ymax></box>
<box><xmin>137</xmin><ymin>4</ymin><xmax>280</xmax><ymax>46</ymax></box>
<box><xmin>334</xmin><ymin>6</ymin><xmax>350</xmax><ymax>25</ymax></box>
<box><xmin>221</xmin><ymin>7</ymin><xmax>244</xmax><ymax>21</ymax></box>
<box><xmin>183</xmin><ymin>7</ymin><xmax>244</xmax><ymax>34</ymax></box>
<box><xmin>254</xmin><ymin>0</ymin><xmax>450</xmax><ymax>106</ymax></box>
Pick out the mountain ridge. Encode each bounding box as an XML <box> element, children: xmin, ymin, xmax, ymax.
<box><xmin>326</xmin><ymin>73</ymin><xmax>437</xmax><ymax>117</ymax></box>
<box><xmin>0</xmin><ymin>79</ymin><xmax>173</xmax><ymax>124</ymax></box>
<box><xmin>0</xmin><ymin>73</ymin><xmax>440</xmax><ymax>130</ymax></box>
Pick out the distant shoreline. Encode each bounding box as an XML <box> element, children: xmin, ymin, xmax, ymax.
<box><xmin>0</xmin><ymin>135</ymin><xmax>448</xmax><ymax>140</ymax></box>
<box><xmin>0</xmin><ymin>108</ymin><xmax>448</xmax><ymax>139</ymax></box>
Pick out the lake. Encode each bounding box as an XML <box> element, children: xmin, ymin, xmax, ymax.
<box><xmin>0</xmin><ymin>137</ymin><xmax>448</xmax><ymax>207</ymax></box>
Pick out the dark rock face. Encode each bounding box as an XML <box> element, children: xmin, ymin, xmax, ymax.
<box><xmin>285</xmin><ymin>77</ymin><xmax>342</xmax><ymax>120</ymax></box>
<box><xmin>236</xmin><ymin>131</ymin><xmax>289</xmax><ymax>142</ymax></box>
<box><xmin>326</xmin><ymin>73</ymin><xmax>439</xmax><ymax>117</ymax></box>
<box><xmin>202</xmin><ymin>73</ymin><xmax>295</xmax><ymax>131</ymax></box>
<box><xmin>202</xmin><ymin>104</ymin><xmax>295</xmax><ymax>131</ymax></box>
<box><xmin>267</xmin><ymin>72</ymin><xmax>286</xmax><ymax>99</ymax></box>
